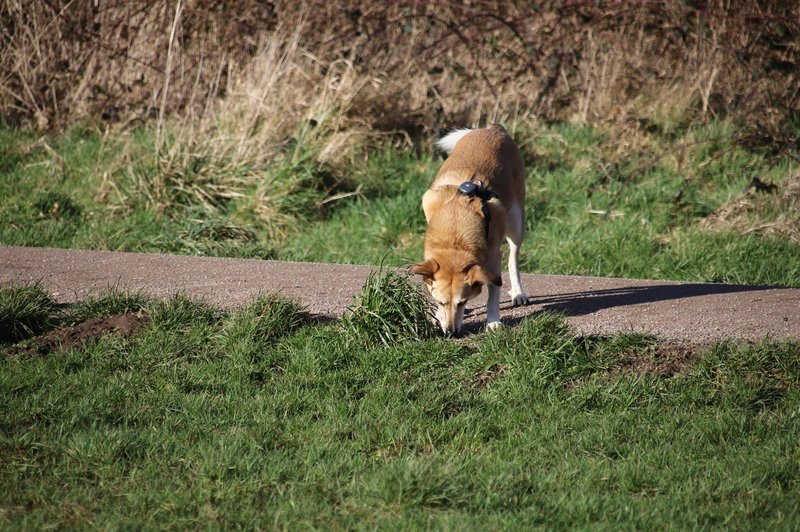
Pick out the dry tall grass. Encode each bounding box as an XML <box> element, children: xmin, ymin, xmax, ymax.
<box><xmin>700</xmin><ymin>175</ymin><xmax>800</xmax><ymax>243</ymax></box>
<box><xmin>3</xmin><ymin>1</ymin><xmax>798</xmax><ymax>137</ymax></box>
<box><xmin>108</xmin><ymin>13</ymin><xmax>380</xmax><ymax>238</ymax></box>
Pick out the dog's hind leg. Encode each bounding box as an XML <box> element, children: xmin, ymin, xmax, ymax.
<box><xmin>506</xmin><ymin>204</ymin><xmax>529</xmax><ymax>306</ymax></box>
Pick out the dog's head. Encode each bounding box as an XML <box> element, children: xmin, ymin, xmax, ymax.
<box><xmin>410</xmin><ymin>257</ymin><xmax>501</xmax><ymax>336</ymax></box>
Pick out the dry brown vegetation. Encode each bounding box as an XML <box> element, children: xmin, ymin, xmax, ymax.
<box><xmin>2</xmin><ymin>1</ymin><xmax>799</xmax><ymax>140</ymax></box>
<box><xmin>700</xmin><ymin>175</ymin><xmax>800</xmax><ymax>243</ymax></box>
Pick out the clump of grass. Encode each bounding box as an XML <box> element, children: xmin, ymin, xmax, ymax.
<box><xmin>64</xmin><ymin>287</ymin><xmax>148</xmax><ymax>325</ymax></box>
<box><xmin>180</xmin><ymin>212</ymin><xmax>258</xmax><ymax>244</ymax></box>
<box><xmin>147</xmin><ymin>294</ymin><xmax>221</xmax><ymax>331</ymax></box>
<box><xmin>477</xmin><ymin>312</ymin><xmax>657</xmax><ymax>391</ymax></box>
<box><xmin>136</xmin><ymin>141</ymin><xmax>252</xmax><ymax>213</ymax></box>
<box><xmin>248</xmin><ymin>133</ymin><xmax>360</xmax><ymax>233</ymax></box>
<box><xmin>172</xmin><ymin>208</ymin><xmax>274</xmax><ymax>258</ymax></box>
<box><xmin>32</xmin><ymin>191</ymin><xmax>82</xmax><ymax>220</ymax></box>
<box><xmin>0</xmin><ymin>282</ymin><xmax>57</xmax><ymax>343</ymax></box>
<box><xmin>222</xmin><ymin>295</ymin><xmax>309</xmax><ymax>357</ymax></box>
<box><xmin>342</xmin><ymin>267</ymin><xmax>435</xmax><ymax>346</ymax></box>
<box><xmin>114</xmin><ymin>24</ymin><xmax>372</xmax><ymax>243</ymax></box>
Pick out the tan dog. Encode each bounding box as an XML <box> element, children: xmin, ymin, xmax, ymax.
<box><xmin>411</xmin><ymin>125</ymin><xmax>528</xmax><ymax>335</ymax></box>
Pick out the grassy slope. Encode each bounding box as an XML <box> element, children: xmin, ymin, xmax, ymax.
<box><xmin>1</xmin><ymin>287</ymin><xmax>799</xmax><ymax>528</ymax></box>
<box><xmin>2</xmin><ymin>121</ymin><xmax>799</xmax><ymax>286</ymax></box>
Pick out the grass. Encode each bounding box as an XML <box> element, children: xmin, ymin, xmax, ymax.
<box><xmin>0</xmin><ymin>282</ymin><xmax>56</xmax><ymax>343</ymax></box>
<box><xmin>341</xmin><ymin>266</ymin><xmax>436</xmax><ymax>346</ymax></box>
<box><xmin>2</xmin><ymin>119</ymin><xmax>798</xmax><ymax>286</ymax></box>
<box><xmin>1</xmin><ymin>285</ymin><xmax>799</xmax><ymax>528</ymax></box>
<box><xmin>2</xmin><ymin>117</ymin><xmax>798</xmax><ymax>524</ymax></box>
<box><xmin>63</xmin><ymin>287</ymin><xmax>148</xmax><ymax>325</ymax></box>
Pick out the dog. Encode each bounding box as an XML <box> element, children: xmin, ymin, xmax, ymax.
<box><xmin>411</xmin><ymin>124</ymin><xmax>528</xmax><ymax>336</ymax></box>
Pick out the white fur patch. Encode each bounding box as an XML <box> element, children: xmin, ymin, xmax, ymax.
<box><xmin>435</xmin><ymin>128</ymin><xmax>472</xmax><ymax>155</ymax></box>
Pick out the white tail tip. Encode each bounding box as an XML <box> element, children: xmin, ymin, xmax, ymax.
<box><xmin>435</xmin><ymin>128</ymin><xmax>472</xmax><ymax>155</ymax></box>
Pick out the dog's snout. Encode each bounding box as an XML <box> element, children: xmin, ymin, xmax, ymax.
<box><xmin>442</xmin><ymin>327</ymin><xmax>463</xmax><ymax>338</ymax></box>
<box><xmin>435</xmin><ymin>303</ymin><xmax>465</xmax><ymax>338</ymax></box>
<box><xmin>440</xmin><ymin>319</ymin><xmax>463</xmax><ymax>338</ymax></box>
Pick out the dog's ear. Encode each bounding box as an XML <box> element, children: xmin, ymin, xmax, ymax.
<box><xmin>464</xmin><ymin>264</ymin><xmax>502</xmax><ymax>287</ymax></box>
<box><xmin>421</xmin><ymin>190</ymin><xmax>439</xmax><ymax>223</ymax></box>
<box><xmin>409</xmin><ymin>259</ymin><xmax>439</xmax><ymax>282</ymax></box>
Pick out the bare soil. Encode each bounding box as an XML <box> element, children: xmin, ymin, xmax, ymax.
<box><xmin>612</xmin><ymin>343</ymin><xmax>703</xmax><ymax>380</ymax></box>
<box><xmin>10</xmin><ymin>312</ymin><xmax>148</xmax><ymax>356</ymax></box>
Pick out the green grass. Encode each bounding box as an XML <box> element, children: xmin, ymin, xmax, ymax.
<box><xmin>0</xmin><ymin>282</ymin><xmax>57</xmax><ymax>343</ymax></box>
<box><xmin>342</xmin><ymin>266</ymin><xmax>436</xmax><ymax>346</ymax></box>
<box><xmin>292</xmin><ymin>120</ymin><xmax>800</xmax><ymax>286</ymax></box>
<box><xmin>3</xmin><ymin>95</ymin><xmax>799</xmax><ymax>528</ymax></box>
<box><xmin>2</xmin><ymin>119</ymin><xmax>799</xmax><ymax>286</ymax></box>
<box><xmin>1</xmin><ymin>287</ymin><xmax>798</xmax><ymax>528</ymax></box>
<box><xmin>63</xmin><ymin>287</ymin><xmax>148</xmax><ymax>325</ymax></box>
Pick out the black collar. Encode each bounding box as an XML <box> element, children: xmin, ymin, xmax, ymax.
<box><xmin>457</xmin><ymin>181</ymin><xmax>496</xmax><ymax>240</ymax></box>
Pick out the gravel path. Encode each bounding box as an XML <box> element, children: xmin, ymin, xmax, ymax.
<box><xmin>2</xmin><ymin>246</ymin><xmax>798</xmax><ymax>343</ymax></box>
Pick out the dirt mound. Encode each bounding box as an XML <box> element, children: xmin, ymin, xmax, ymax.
<box><xmin>560</xmin><ymin>343</ymin><xmax>703</xmax><ymax>393</ymax></box>
<box><xmin>10</xmin><ymin>312</ymin><xmax>148</xmax><ymax>356</ymax></box>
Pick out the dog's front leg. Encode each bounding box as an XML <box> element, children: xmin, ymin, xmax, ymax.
<box><xmin>485</xmin><ymin>283</ymin><xmax>502</xmax><ymax>331</ymax></box>
<box><xmin>483</xmin><ymin>251</ymin><xmax>504</xmax><ymax>332</ymax></box>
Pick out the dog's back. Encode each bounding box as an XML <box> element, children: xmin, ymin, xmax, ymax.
<box><xmin>431</xmin><ymin>124</ymin><xmax>524</xmax><ymax>213</ymax></box>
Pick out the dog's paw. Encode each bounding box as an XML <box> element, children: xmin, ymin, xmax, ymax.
<box><xmin>510</xmin><ymin>291</ymin><xmax>529</xmax><ymax>307</ymax></box>
<box><xmin>486</xmin><ymin>320</ymin><xmax>503</xmax><ymax>332</ymax></box>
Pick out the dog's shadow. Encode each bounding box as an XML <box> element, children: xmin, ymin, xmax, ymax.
<box><xmin>462</xmin><ymin>282</ymin><xmax>774</xmax><ymax>334</ymax></box>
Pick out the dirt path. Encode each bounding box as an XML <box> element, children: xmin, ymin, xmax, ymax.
<box><xmin>2</xmin><ymin>246</ymin><xmax>798</xmax><ymax>343</ymax></box>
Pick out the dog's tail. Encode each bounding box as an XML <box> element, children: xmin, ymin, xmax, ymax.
<box><xmin>435</xmin><ymin>128</ymin><xmax>472</xmax><ymax>155</ymax></box>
